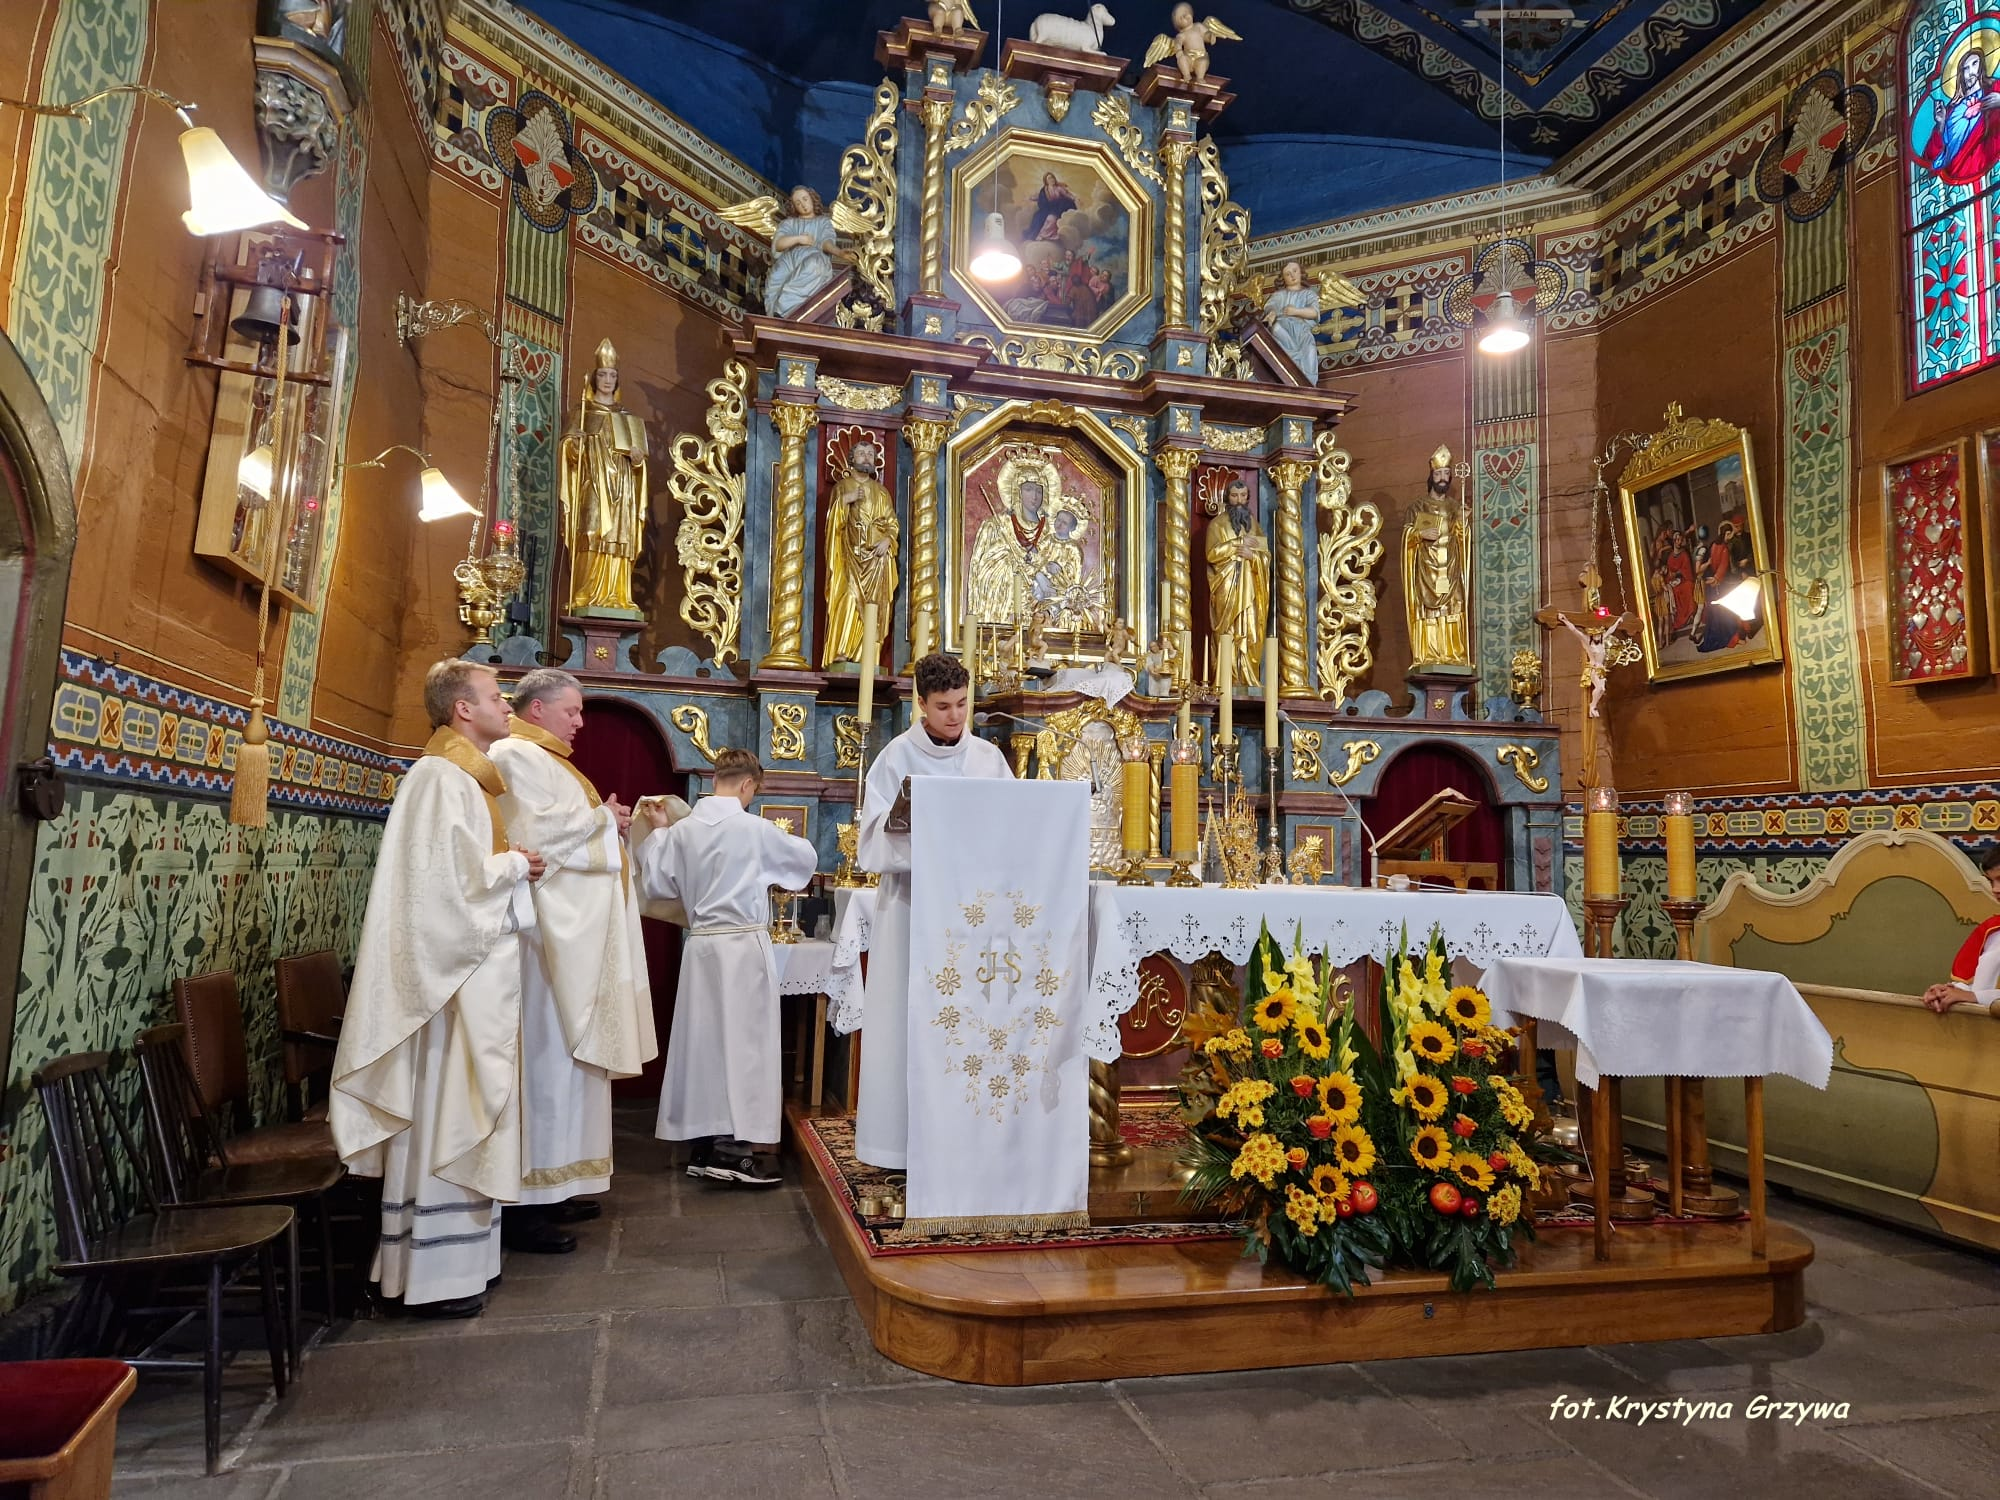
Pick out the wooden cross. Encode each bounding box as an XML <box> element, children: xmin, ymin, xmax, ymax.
<box><xmin>1533</xmin><ymin>564</ymin><xmax>1642</xmax><ymax>791</ymax></box>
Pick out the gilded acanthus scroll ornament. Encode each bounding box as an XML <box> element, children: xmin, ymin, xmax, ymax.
<box><xmin>835</xmin><ymin>80</ymin><xmax>900</xmax><ymax>316</ymax></box>
<box><xmin>956</xmin><ymin>334</ymin><xmax>1144</xmax><ymax>379</ymax></box>
<box><xmin>816</xmin><ymin>377</ymin><xmax>902</xmax><ymax>413</ymax></box>
<box><xmin>767</xmin><ymin>701</ymin><xmax>808</xmax><ymax>762</ymax></box>
<box><xmin>669</xmin><ymin>704</ymin><xmax>718</xmax><ymax>763</ymax></box>
<box><xmin>670</xmin><ymin>358</ymin><xmax>752</xmax><ymax>665</ymax></box>
<box><xmin>945</xmin><ymin>73</ymin><xmax>1020</xmax><ymax>154</ymax></box>
<box><xmin>1618</xmin><ymin>402</ymin><xmax>1744</xmax><ymax>488</ymax></box>
<box><xmin>1202</xmin><ymin>423</ymin><xmax>1261</xmax><ymax>454</ymax></box>
<box><xmin>834</xmin><ymin>714</ymin><xmax>865</xmax><ymax>770</ymax></box>
<box><xmin>1496</xmin><ymin>743</ymin><xmax>1550</xmax><ymax>794</ymax></box>
<box><xmin>1195</xmin><ymin>138</ymin><xmax>1251</xmax><ymax>341</ymax></box>
<box><xmin>1288</xmin><ymin>725</ymin><xmax>1323</xmax><ymax>783</ymax></box>
<box><xmin>1313</xmin><ymin>431</ymin><xmax>1384</xmax><ymax>705</ymax></box>
<box><xmin>1328</xmin><ymin>738</ymin><xmax>1381</xmax><ymax>787</ymax></box>
<box><xmin>1089</xmin><ymin>92</ymin><xmax>1162</xmax><ymax>185</ymax></box>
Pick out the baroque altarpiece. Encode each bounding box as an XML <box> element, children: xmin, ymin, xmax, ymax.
<box><xmin>488</xmin><ymin>18</ymin><xmax>1564</xmax><ymax>898</ymax></box>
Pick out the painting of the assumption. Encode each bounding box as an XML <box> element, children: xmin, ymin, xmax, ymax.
<box><xmin>963</xmin><ymin>147</ymin><xmax>1140</xmax><ymax>335</ymax></box>
<box><xmin>1623</xmin><ymin>441</ymin><xmax>1780</xmax><ymax>681</ymax></box>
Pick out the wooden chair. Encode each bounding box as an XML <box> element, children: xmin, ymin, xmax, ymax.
<box><xmin>134</xmin><ymin>1023</ymin><xmax>345</xmax><ymax>1366</ymax></box>
<box><xmin>33</xmin><ymin>1053</ymin><xmax>294</xmax><ymax>1475</ymax></box>
<box><xmin>273</xmin><ymin>949</ymin><xmax>345</xmax><ymax>1124</ymax></box>
<box><xmin>0</xmin><ymin>1359</ymin><xmax>135</xmax><ymax>1500</ymax></box>
<box><xmin>172</xmin><ymin>970</ymin><xmax>334</xmax><ymax>1166</ymax></box>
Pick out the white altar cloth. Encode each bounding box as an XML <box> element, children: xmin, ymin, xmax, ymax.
<box><xmin>771</xmin><ymin>940</ymin><xmax>835</xmax><ymax>997</ymax></box>
<box><xmin>830</xmin><ymin>882</ymin><xmax>1581</xmax><ymax>1059</ymax></box>
<box><xmin>1480</xmin><ymin>956</ymin><xmax>1834</xmax><ymax>1091</ymax></box>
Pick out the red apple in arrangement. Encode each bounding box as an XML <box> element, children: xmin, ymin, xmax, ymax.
<box><xmin>1460</xmin><ymin>1195</ymin><xmax>1482</xmax><ymax>1218</ymax></box>
<box><xmin>1429</xmin><ymin>1181</ymin><xmax>1462</xmax><ymax>1215</ymax></box>
<box><xmin>1349</xmin><ymin>1181</ymin><xmax>1379</xmax><ymax>1215</ymax></box>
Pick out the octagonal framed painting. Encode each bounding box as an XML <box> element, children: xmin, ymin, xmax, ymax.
<box><xmin>950</xmin><ymin>132</ymin><xmax>1153</xmax><ymax>343</ymax></box>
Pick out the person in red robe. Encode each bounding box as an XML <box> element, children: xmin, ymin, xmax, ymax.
<box><xmin>1665</xmin><ymin>534</ymin><xmax>1698</xmax><ymax>636</ymax></box>
<box><xmin>1923</xmin><ymin>847</ymin><xmax>2000</xmax><ymax>1013</ymax></box>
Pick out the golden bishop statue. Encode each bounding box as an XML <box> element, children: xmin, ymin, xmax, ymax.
<box><xmin>1404</xmin><ymin>443</ymin><xmax>1472</xmax><ymax>668</ymax></box>
<box><xmin>560</xmin><ymin>338</ymin><xmax>650</xmax><ymax>617</ymax></box>
<box><xmin>821</xmin><ymin>436</ymin><xmax>900</xmax><ymax>666</ymax></box>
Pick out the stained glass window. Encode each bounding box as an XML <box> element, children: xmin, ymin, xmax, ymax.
<box><xmin>1906</xmin><ymin>1</ymin><xmax>2000</xmax><ymax>390</ymax></box>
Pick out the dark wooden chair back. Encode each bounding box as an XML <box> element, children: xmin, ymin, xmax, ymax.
<box><xmin>274</xmin><ymin>950</ymin><xmax>344</xmax><ymax>1116</ymax></box>
<box><xmin>172</xmin><ymin>971</ymin><xmax>251</xmax><ymax>1128</ymax></box>
<box><xmin>31</xmin><ymin>1052</ymin><xmax>161</xmax><ymax>1267</ymax></box>
<box><xmin>132</xmin><ymin>1024</ymin><xmax>233</xmax><ymax>1204</ymax></box>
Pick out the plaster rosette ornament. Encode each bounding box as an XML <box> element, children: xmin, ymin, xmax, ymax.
<box><xmin>486</xmin><ymin>91</ymin><xmax>600</xmax><ymax>230</ymax></box>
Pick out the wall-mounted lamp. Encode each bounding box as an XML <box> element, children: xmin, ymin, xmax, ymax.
<box><xmin>1714</xmin><ymin>572</ymin><xmax>1832</xmax><ymax>623</ymax></box>
<box><xmin>340</xmin><ymin>444</ymin><xmax>476</xmax><ymax>522</ymax></box>
<box><xmin>0</xmin><ymin>84</ymin><xmax>305</xmax><ymax>236</ymax></box>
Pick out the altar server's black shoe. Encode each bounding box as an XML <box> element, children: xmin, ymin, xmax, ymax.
<box><xmin>502</xmin><ymin>1217</ymin><xmax>578</xmax><ymax>1254</ymax></box>
<box><xmin>548</xmin><ymin>1199</ymin><xmax>602</xmax><ymax>1223</ymax></box>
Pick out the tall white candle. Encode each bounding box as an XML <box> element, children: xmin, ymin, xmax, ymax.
<box><xmin>858</xmin><ymin>601</ymin><xmax>878</xmax><ymax>726</ymax></box>
<box><xmin>1263</xmin><ymin>637</ymin><xmax>1279</xmax><ymax>746</ymax></box>
<box><xmin>963</xmin><ymin>612</ymin><xmax>978</xmax><ymax>709</ymax></box>
<box><xmin>1217</xmin><ymin>636</ymin><xmax>1234</xmax><ymax>743</ymax></box>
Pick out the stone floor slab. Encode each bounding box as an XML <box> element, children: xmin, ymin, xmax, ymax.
<box><xmin>595</xmin><ymin>1435</ymin><xmax>840</xmax><ymax>1499</ymax></box>
<box><xmin>593</xmin><ymin>1390</ymin><xmax>826</xmax><ymax>1455</ymax></box>
<box><xmin>279</xmin><ymin>1442</ymin><xmax>576</xmax><ymax>1499</ymax></box>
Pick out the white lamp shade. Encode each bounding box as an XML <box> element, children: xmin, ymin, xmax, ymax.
<box><xmin>178</xmin><ymin>126</ymin><xmax>307</xmax><ymax>235</ymax></box>
<box><xmin>968</xmin><ymin>211</ymin><xmax>1021</xmax><ymax>282</ymax></box>
<box><xmin>236</xmin><ymin>442</ymin><xmax>276</xmax><ymax>503</ymax></box>
<box><xmin>1477</xmin><ymin>290</ymin><xmax>1530</xmax><ymax>354</ymax></box>
<box><xmin>417</xmin><ymin>466</ymin><xmax>476</xmax><ymax>522</ymax></box>
<box><xmin>1715</xmin><ymin>577</ymin><xmax>1763</xmax><ymax>620</ymax></box>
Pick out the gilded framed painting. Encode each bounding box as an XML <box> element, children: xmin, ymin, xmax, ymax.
<box><xmin>950</xmin><ymin>132</ymin><xmax>1152</xmax><ymax>342</ymax></box>
<box><xmin>1617</xmin><ymin>406</ymin><xmax>1782</xmax><ymax>683</ymax></box>
<box><xmin>1887</xmin><ymin>441</ymin><xmax>1987</xmax><ymax>684</ymax></box>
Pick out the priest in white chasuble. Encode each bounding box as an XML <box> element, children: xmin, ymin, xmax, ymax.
<box><xmin>331</xmin><ymin>661</ymin><xmax>544</xmax><ymax>1317</ymax></box>
<box><xmin>633</xmin><ymin>748</ymin><xmax>817</xmax><ymax>1185</ymax></box>
<box><xmin>491</xmin><ymin>669</ymin><xmax>657</xmax><ymax>1249</ymax></box>
<box><xmin>851</xmin><ymin>652</ymin><xmax>1011</xmax><ymax>1169</ymax></box>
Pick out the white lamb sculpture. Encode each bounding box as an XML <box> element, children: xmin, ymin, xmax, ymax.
<box><xmin>1029</xmin><ymin>5</ymin><xmax>1116</xmax><ymax>53</ymax></box>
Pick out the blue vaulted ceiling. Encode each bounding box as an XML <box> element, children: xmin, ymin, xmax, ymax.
<box><xmin>517</xmin><ymin>1</ymin><xmax>1767</xmax><ymax>233</ymax></box>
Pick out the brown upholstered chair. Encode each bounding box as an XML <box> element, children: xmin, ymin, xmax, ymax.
<box><xmin>172</xmin><ymin>970</ymin><xmax>335</xmax><ymax>1167</ymax></box>
<box><xmin>274</xmin><ymin>949</ymin><xmax>346</xmax><ymax>1123</ymax></box>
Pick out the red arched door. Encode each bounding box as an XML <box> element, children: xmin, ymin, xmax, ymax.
<box><xmin>570</xmin><ymin>696</ymin><xmax>688</xmax><ymax>1101</ymax></box>
<box><xmin>1361</xmin><ymin>742</ymin><xmax>1507</xmax><ymax>884</ymax></box>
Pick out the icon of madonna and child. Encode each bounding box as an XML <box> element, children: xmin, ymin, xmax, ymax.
<box><xmin>975</xmin><ymin>156</ymin><xmax>1133</xmax><ymax>332</ymax></box>
<box><xmin>963</xmin><ymin>447</ymin><xmax>1113</xmax><ymax>637</ymax></box>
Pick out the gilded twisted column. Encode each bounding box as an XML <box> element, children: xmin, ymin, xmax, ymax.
<box><xmin>1154</xmin><ymin>444</ymin><xmax>1200</xmax><ymax>659</ymax></box>
<box><xmin>1162</xmin><ymin>138</ymin><xmax>1192</xmax><ymax>328</ymax></box>
<box><xmin>905</xmin><ymin>417</ymin><xmax>951</xmax><ymax>659</ymax></box>
<box><xmin>1089</xmin><ymin>1058</ymin><xmax>1133</xmax><ymax>1167</ymax></box>
<box><xmin>919</xmin><ymin>95</ymin><xmax>952</xmax><ymax>295</ymax></box>
<box><xmin>1270</xmin><ymin>458</ymin><xmax>1313</xmax><ymax>697</ymax></box>
<box><xmin>760</xmin><ymin>401</ymin><xmax>819</xmax><ymax>670</ymax></box>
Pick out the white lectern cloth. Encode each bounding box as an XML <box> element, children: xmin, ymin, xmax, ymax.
<box><xmin>903</xmin><ymin>778</ymin><xmax>1092</xmax><ymax>1233</ymax></box>
<box><xmin>1481</xmin><ymin>956</ymin><xmax>1834</xmax><ymax>1090</ymax></box>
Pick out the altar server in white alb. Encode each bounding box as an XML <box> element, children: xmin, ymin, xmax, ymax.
<box><xmin>331</xmin><ymin>661</ymin><xmax>543</xmax><ymax>1318</ymax></box>
<box><xmin>634</xmin><ymin>748</ymin><xmax>817</xmax><ymax>1185</ymax></box>
<box><xmin>491</xmin><ymin>669</ymin><xmax>657</xmax><ymax>1252</ymax></box>
<box><xmin>853</xmin><ymin>652</ymin><xmax>1011</xmax><ymax>1169</ymax></box>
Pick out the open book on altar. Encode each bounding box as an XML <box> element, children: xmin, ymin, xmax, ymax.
<box><xmin>1377</xmin><ymin>787</ymin><xmax>1479</xmax><ymax>862</ymax></box>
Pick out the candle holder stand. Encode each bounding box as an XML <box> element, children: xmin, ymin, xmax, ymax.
<box><xmin>1567</xmin><ymin>893</ymin><xmax>1656</xmax><ymax>1225</ymax></box>
<box><xmin>1661</xmin><ymin>896</ymin><xmax>1740</xmax><ymax>1219</ymax></box>
<box><xmin>1263</xmin><ymin>744</ymin><xmax>1286</xmax><ymax>885</ymax></box>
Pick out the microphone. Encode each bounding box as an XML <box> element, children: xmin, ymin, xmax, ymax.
<box><xmin>1278</xmin><ymin>708</ymin><xmax>1381</xmax><ymax>887</ymax></box>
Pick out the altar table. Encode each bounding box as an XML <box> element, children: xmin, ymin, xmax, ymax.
<box><xmin>828</xmin><ymin>883</ymin><xmax>1584</xmax><ymax>1061</ymax></box>
<box><xmin>772</xmin><ymin>939</ymin><xmax>835</xmax><ymax>1107</ymax></box>
<box><xmin>1482</xmin><ymin>956</ymin><xmax>1834</xmax><ymax>1260</ymax></box>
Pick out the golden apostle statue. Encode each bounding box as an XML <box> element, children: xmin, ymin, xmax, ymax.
<box><xmin>560</xmin><ymin>339</ymin><xmax>650</xmax><ymax>616</ymax></box>
<box><xmin>1404</xmin><ymin>444</ymin><xmax>1471</xmax><ymax>668</ymax></box>
<box><xmin>1205</xmin><ymin>477</ymin><xmax>1270</xmax><ymax>672</ymax></box>
<box><xmin>821</xmin><ymin>437</ymin><xmax>900</xmax><ymax>666</ymax></box>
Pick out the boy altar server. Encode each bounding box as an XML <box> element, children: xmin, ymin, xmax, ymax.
<box><xmin>635</xmin><ymin>748</ymin><xmax>817</xmax><ymax>1185</ymax></box>
<box><xmin>853</xmin><ymin>652</ymin><xmax>1011</xmax><ymax>1169</ymax></box>
<box><xmin>331</xmin><ymin>661</ymin><xmax>543</xmax><ymax>1317</ymax></box>
<box><xmin>492</xmin><ymin>669</ymin><xmax>657</xmax><ymax>1252</ymax></box>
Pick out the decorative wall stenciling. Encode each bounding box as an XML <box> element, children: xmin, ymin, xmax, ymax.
<box><xmin>486</xmin><ymin>90</ymin><xmax>600</xmax><ymax>230</ymax></box>
<box><xmin>1884</xmin><ymin>444</ymin><xmax>1986</xmax><ymax>683</ymax></box>
<box><xmin>1473</xmin><ymin>441</ymin><xmax>1540</xmax><ymax>715</ymax></box>
<box><xmin>0</xmin><ymin>789</ymin><xmax>380</xmax><ymax>1314</ymax></box>
<box><xmin>1754</xmin><ymin>69</ymin><xmax>1879</xmax><ymax>222</ymax></box>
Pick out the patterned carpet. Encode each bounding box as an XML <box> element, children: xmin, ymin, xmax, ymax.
<box><xmin>797</xmin><ymin>1115</ymin><xmax>1235</xmax><ymax>1257</ymax></box>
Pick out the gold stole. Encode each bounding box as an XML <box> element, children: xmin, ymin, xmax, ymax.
<box><xmin>507</xmin><ymin>715</ymin><xmax>603</xmax><ymax>806</ymax></box>
<box><xmin>421</xmin><ymin>727</ymin><xmax>510</xmax><ymax>855</ymax></box>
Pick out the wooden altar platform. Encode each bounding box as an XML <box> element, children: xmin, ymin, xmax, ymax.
<box><xmin>788</xmin><ymin>1104</ymin><xmax>1812</xmax><ymax>1385</ymax></box>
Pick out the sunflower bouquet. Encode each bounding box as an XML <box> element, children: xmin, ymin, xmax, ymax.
<box><xmin>1362</xmin><ymin>925</ymin><xmax>1541</xmax><ymax>1291</ymax></box>
<box><xmin>1181</xmin><ymin>923</ymin><xmax>1392</xmax><ymax>1295</ymax></box>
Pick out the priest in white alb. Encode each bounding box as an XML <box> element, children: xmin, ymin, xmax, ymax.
<box><xmin>852</xmin><ymin>652</ymin><xmax>1011</xmax><ymax>1169</ymax></box>
<box><xmin>633</xmin><ymin>748</ymin><xmax>817</xmax><ymax>1185</ymax></box>
<box><xmin>491</xmin><ymin>668</ymin><xmax>657</xmax><ymax>1252</ymax></box>
<box><xmin>330</xmin><ymin>660</ymin><xmax>543</xmax><ymax>1318</ymax></box>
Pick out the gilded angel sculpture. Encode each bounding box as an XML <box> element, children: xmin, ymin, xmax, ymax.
<box><xmin>1243</xmin><ymin>259</ymin><xmax>1363</xmax><ymax>383</ymax></box>
<box><xmin>721</xmin><ymin>186</ymin><xmax>873</xmax><ymax>320</ymax></box>
<box><xmin>1143</xmin><ymin>5</ymin><xmax>1241</xmax><ymax>85</ymax></box>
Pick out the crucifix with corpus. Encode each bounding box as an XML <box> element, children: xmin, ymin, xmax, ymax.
<box><xmin>1533</xmin><ymin>563</ymin><xmax>1643</xmax><ymax>791</ymax></box>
